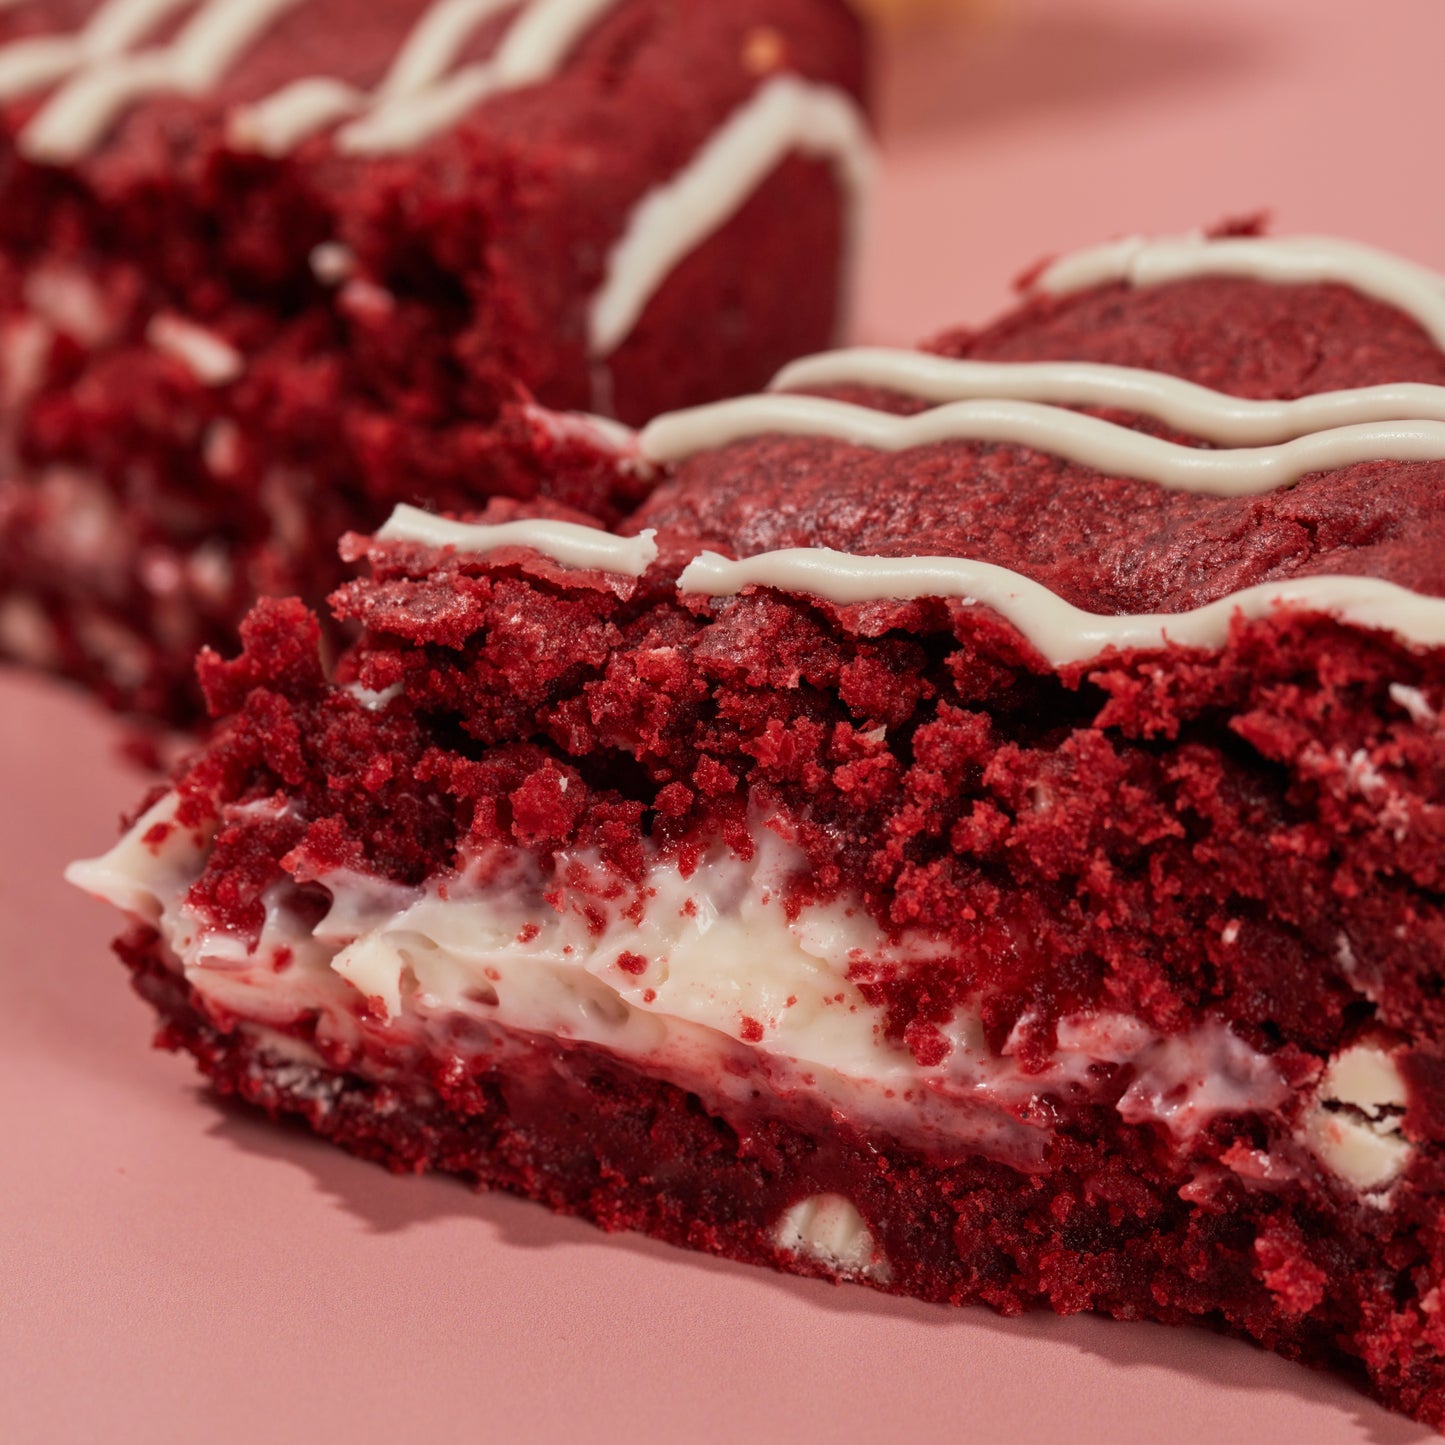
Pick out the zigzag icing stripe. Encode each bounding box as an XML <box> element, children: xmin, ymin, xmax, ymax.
<box><xmin>236</xmin><ymin>0</ymin><xmax>621</xmax><ymax>155</ymax></box>
<box><xmin>675</xmin><ymin>553</ymin><xmax>1445</xmax><ymax>665</ymax></box>
<box><xmin>229</xmin><ymin>0</ymin><xmax>518</xmax><ymax>154</ymax></box>
<box><xmin>589</xmin><ymin>76</ymin><xmax>872</xmax><ymax>359</ymax></box>
<box><xmin>1035</xmin><ymin>233</ymin><xmax>1445</xmax><ymax>350</ymax></box>
<box><xmin>375</xmin><ymin>504</ymin><xmax>659</xmax><ymax>576</ymax></box>
<box><xmin>639</xmin><ymin>393</ymin><xmax>1445</xmax><ymax>496</ymax></box>
<box><xmin>20</xmin><ymin>0</ymin><xmax>310</xmax><ymax>163</ymax></box>
<box><xmin>380</xmin><ymin>230</ymin><xmax>1445</xmax><ymax>661</ymax></box>
<box><xmin>7</xmin><ymin>6</ymin><xmax>867</xmax><ymax>370</ymax></box>
<box><xmin>0</xmin><ymin>0</ymin><xmax>194</xmax><ymax>102</ymax></box>
<box><xmin>771</xmin><ymin>348</ymin><xmax>1445</xmax><ymax>447</ymax></box>
<box><xmin>374</xmin><ymin>502</ymin><xmax>1445</xmax><ymax>664</ymax></box>
<box><xmin>5</xmin><ymin>0</ymin><xmax>625</xmax><ymax>160</ymax></box>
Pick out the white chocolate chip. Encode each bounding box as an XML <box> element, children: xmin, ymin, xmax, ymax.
<box><xmin>1303</xmin><ymin>1043</ymin><xmax>1412</xmax><ymax>1194</ymax></box>
<box><xmin>147</xmin><ymin>314</ymin><xmax>244</xmax><ymax>386</ymax></box>
<box><xmin>1390</xmin><ymin>683</ymin><xmax>1436</xmax><ymax>726</ymax></box>
<box><xmin>773</xmin><ymin>1193</ymin><xmax>890</xmax><ymax>1282</ymax></box>
<box><xmin>309</xmin><ymin>242</ymin><xmax>357</xmax><ymax>286</ymax></box>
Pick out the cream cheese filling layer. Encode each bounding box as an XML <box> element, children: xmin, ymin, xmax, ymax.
<box><xmin>68</xmin><ymin>795</ymin><xmax>1327</xmax><ymax>1176</ymax></box>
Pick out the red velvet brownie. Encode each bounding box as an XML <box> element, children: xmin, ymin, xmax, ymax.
<box><xmin>0</xmin><ymin>0</ymin><xmax>868</xmax><ymax>719</ymax></box>
<box><xmin>70</xmin><ymin>229</ymin><xmax>1445</xmax><ymax>1428</ymax></box>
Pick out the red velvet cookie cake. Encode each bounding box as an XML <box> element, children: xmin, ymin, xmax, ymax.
<box><xmin>0</xmin><ymin>0</ymin><xmax>868</xmax><ymax>719</ymax></box>
<box><xmin>70</xmin><ymin>228</ymin><xmax>1445</xmax><ymax>1427</ymax></box>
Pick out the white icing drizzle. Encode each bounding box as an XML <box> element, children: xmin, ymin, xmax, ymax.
<box><xmin>372</xmin><ymin>219</ymin><xmax>1445</xmax><ymax>664</ymax></box>
<box><xmin>229</xmin><ymin>75</ymin><xmax>362</xmax><ymax>155</ymax></box>
<box><xmin>375</xmin><ymin>502</ymin><xmax>658</xmax><ymax>576</ymax></box>
<box><xmin>378</xmin><ymin>0</ymin><xmax>517</xmax><ymax>99</ymax></box>
<box><xmin>20</xmin><ymin>0</ymin><xmax>310</xmax><ymax>164</ymax></box>
<box><xmin>639</xmin><ymin>393</ymin><xmax>1445</xmax><ymax>497</ymax></box>
<box><xmin>7</xmin><ymin>6</ymin><xmax>868</xmax><ymax>374</ymax></box>
<box><xmin>490</xmin><ymin>0</ymin><xmax>616</xmax><ymax>88</ymax></box>
<box><xmin>234</xmin><ymin>0</ymin><xmax>517</xmax><ymax>156</ymax></box>
<box><xmin>519</xmin><ymin>402</ymin><xmax>643</xmax><ymax>461</ymax></box>
<box><xmin>0</xmin><ymin>0</ymin><xmax>194</xmax><ymax>102</ymax></box>
<box><xmin>677</xmin><ymin>552</ymin><xmax>1445</xmax><ymax>665</ymax></box>
<box><xmin>771</xmin><ymin>348</ymin><xmax>1445</xmax><ymax>448</ymax></box>
<box><xmin>589</xmin><ymin>75</ymin><xmax>873</xmax><ymax>358</ymax></box>
<box><xmin>332</xmin><ymin>65</ymin><xmax>494</xmax><ymax>155</ymax></box>
<box><xmin>240</xmin><ymin>0</ymin><xmax>621</xmax><ymax>157</ymax></box>
<box><xmin>370</xmin><ymin>499</ymin><xmax>1445</xmax><ymax>664</ymax></box>
<box><xmin>8</xmin><ymin>0</ymin><xmax>680</xmax><ymax>161</ymax></box>
<box><xmin>1036</xmin><ymin>233</ymin><xmax>1445</xmax><ymax>350</ymax></box>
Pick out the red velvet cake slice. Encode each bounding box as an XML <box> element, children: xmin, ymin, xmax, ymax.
<box><xmin>0</xmin><ymin>0</ymin><xmax>868</xmax><ymax>719</ymax></box>
<box><xmin>70</xmin><ymin>228</ymin><xmax>1445</xmax><ymax>1428</ymax></box>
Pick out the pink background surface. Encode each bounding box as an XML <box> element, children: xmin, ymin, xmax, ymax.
<box><xmin>5</xmin><ymin>2</ymin><xmax>1445</xmax><ymax>1441</ymax></box>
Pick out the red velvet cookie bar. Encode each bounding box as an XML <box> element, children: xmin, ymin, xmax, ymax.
<box><xmin>71</xmin><ymin>227</ymin><xmax>1445</xmax><ymax>1427</ymax></box>
<box><xmin>0</xmin><ymin>0</ymin><xmax>868</xmax><ymax>718</ymax></box>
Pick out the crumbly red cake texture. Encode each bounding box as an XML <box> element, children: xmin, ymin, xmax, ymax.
<box><xmin>0</xmin><ymin>0</ymin><xmax>866</xmax><ymax>719</ymax></box>
<box><xmin>90</xmin><ymin>251</ymin><xmax>1445</xmax><ymax>1427</ymax></box>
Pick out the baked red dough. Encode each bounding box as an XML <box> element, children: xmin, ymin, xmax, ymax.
<box><xmin>71</xmin><ymin>228</ymin><xmax>1445</xmax><ymax>1429</ymax></box>
<box><xmin>0</xmin><ymin>0</ymin><xmax>867</xmax><ymax>719</ymax></box>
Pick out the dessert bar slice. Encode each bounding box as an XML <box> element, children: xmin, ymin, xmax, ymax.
<box><xmin>71</xmin><ymin>228</ymin><xmax>1445</xmax><ymax>1427</ymax></box>
<box><xmin>0</xmin><ymin>0</ymin><xmax>868</xmax><ymax>719</ymax></box>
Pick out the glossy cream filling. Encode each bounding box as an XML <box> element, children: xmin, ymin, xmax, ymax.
<box><xmin>67</xmin><ymin>794</ymin><xmax>1337</xmax><ymax>1177</ymax></box>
